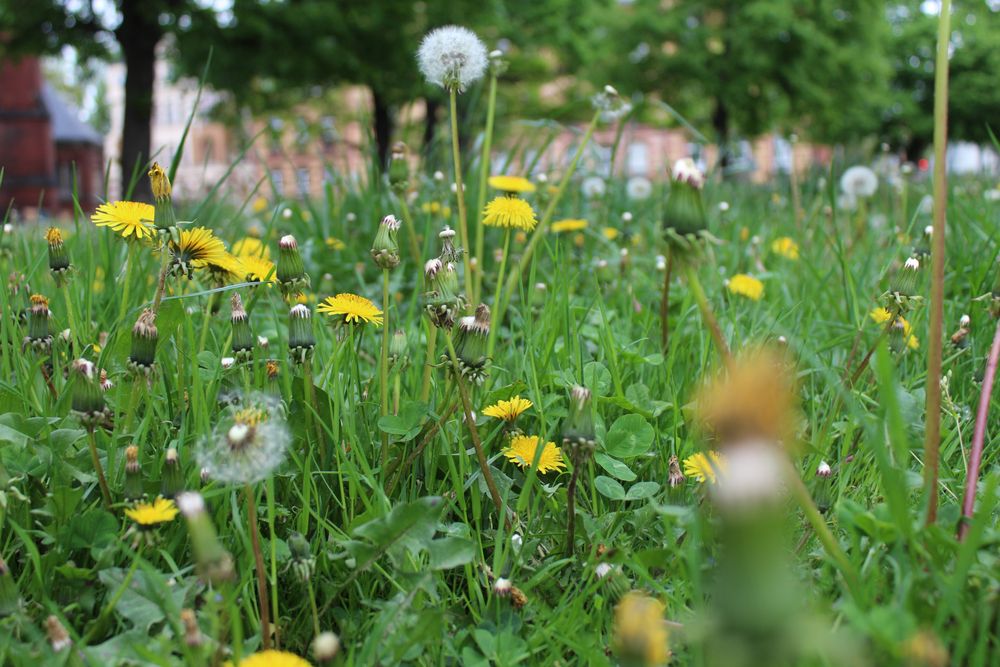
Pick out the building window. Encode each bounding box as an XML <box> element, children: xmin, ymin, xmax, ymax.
<box><xmin>270</xmin><ymin>169</ymin><xmax>284</xmax><ymax>197</ymax></box>
<box><xmin>297</xmin><ymin>168</ymin><xmax>311</xmax><ymax>197</ymax></box>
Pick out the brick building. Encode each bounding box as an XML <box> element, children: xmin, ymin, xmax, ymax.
<box><xmin>0</xmin><ymin>56</ymin><xmax>104</xmax><ymax>215</ymax></box>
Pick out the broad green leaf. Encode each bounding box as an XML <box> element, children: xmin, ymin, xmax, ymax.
<box><xmin>604</xmin><ymin>414</ymin><xmax>654</xmax><ymax>458</ymax></box>
<box><xmin>352</xmin><ymin>496</ymin><xmax>443</xmax><ymax>564</ymax></box>
<box><xmin>594</xmin><ymin>452</ymin><xmax>637</xmax><ymax>482</ymax></box>
<box><xmin>625</xmin><ymin>481</ymin><xmax>660</xmax><ymax>501</ymax></box>
<box><xmin>427</xmin><ymin>536</ymin><xmax>475</xmax><ymax>569</ymax></box>
<box><xmin>377</xmin><ymin>401</ymin><xmax>429</xmax><ymax>440</ymax></box>
<box><xmin>595</xmin><ymin>475</ymin><xmax>626</xmax><ymax>501</ymax></box>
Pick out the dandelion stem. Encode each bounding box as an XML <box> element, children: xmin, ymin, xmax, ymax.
<box><xmin>485</xmin><ymin>228</ymin><xmax>511</xmax><ymax>361</ymax></box>
<box><xmin>387</xmin><ymin>384</ymin><xmax>457</xmax><ymax>495</ymax></box>
<box><xmin>302</xmin><ymin>358</ymin><xmax>326</xmax><ymax>465</ymax></box>
<box><xmin>448</xmin><ymin>87</ymin><xmax>474</xmax><ymax>304</ymax></box>
<box><xmin>958</xmin><ymin>319</ymin><xmax>1000</xmax><ymax>540</ymax></box>
<box><xmin>244</xmin><ymin>484</ymin><xmax>272</xmax><ymax>650</ymax></box>
<box><xmin>565</xmin><ymin>461</ymin><xmax>582</xmax><ymax>556</ymax></box>
<box><xmin>397</xmin><ymin>195</ymin><xmax>422</xmax><ymax>270</ymax></box>
<box><xmin>117</xmin><ymin>241</ymin><xmax>138</xmax><ymax>326</ymax></box>
<box><xmin>306</xmin><ymin>577</ymin><xmax>321</xmax><ymax>638</ymax></box>
<box><xmin>84</xmin><ymin>547</ymin><xmax>141</xmax><ymax>642</ymax></box>
<box><xmin>660</xmin><ymin>247</ymin><xmax>673</xmax><ymax>352</ymax></box>
<box><xmin>681</xmin><ymin>262</ymin><xmax>733</xmax><ymax>370</ymax></box>
<box><xmin>444</xmin><ymin>334</ymin><xmax>504</xmax><ymax>518</ymax></box>
<box><xmin>473</xmin><ymin>70</ymin><xmax>499</xmax><ymax>304</ymax></box>
<box><xmin>266</xmin><ymin>476</ymin><xmax>280</xmax><ymax>648</ymax></box>
<box><xmin>87</xmin><ymin>428</ymin><xmax>113</xmax><ymax>509</ymax></box>
<box><xmin>420</xmin><ymin>323</ymin><xmax>438</xmax><ymax>403</ymax></box>
<box><xmin>380</xmin><ymin>269</ymin><xmax>391</xmax><ymax>466</ymax></box>
<box><xmin>152</xmin><ymin>246</ymin><xmax>172</xmax><ymax>315</ymax></box>
<box><xmin>924</xmin><ymin>0</ymin><xmax>951</xmax><ymax>527</ymax></box>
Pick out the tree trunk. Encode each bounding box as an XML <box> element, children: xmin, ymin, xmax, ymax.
<box><xmin>372</xmin><ymin>90</ymin><xmax>393</xmax><ymax>172</ymax></box>
<box><xmin>712</xmin><ymin>98</ymin><xmax>731</xmax><ymax>173</ymax></box>
<box><xmin>116</xmin><ymin>5</ymin><xmax>162</xmax><ymax>200</ymax></box>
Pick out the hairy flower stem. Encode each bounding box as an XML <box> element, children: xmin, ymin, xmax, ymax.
<box><xmin>151</xmin><ymin>248</ymin><xmax>172</xmax><ymax>315</ymax></box>
<box><xmin>959</xmin><ymin>319</ymin><xmax>1000</xmax><ymax>541</ymax></box>
<box><xmin>87</xmin><ymin>428</ymin><xmax>113</xmax><ymax>509</ymax></box>
<box><xmin>420</xmin><ymin>323</ymin><xmax>438</xmax><ymax>402</ymax></box>
<box><xmin>485</xmin><ymin>229</ymin><xmax>511</xmax><ymax>360</ymax></box>
<box><xmin>473</xmin><ymin>70</ymin><xmax>499</xmax><ymax>304</ymax></box>
<box><xmin>660</xmin><ymin>247</ymin><xmax>673</xmax><ymax>352</ymax></box>
<box><xmin>380</xmin><ymin>269</ymin><xmax>391</xmax><ymax>466</ymax></box>
<box><xmin>565</xmin><ymin>463</ymin><xmax>582</xmax><ymax>556</ymax></box>
<box><xmin>448</xmin><ymin>87</ymin><xmax>474</xmax><ymax>304</ymax></box>
<box><xmin>244</xmin><ymin>484</ymin><xmax>272</xmax><ymax>650</ymax></box>
<box><xmin>397</xmin><ymin>195</ymin><xmax>422</xmax><ymax>270</ymax></box>
<box><xmin>498</xmin><ymin>109</ymin><xmax>601</xmax><ymax>325</ymax></box>
<box><xmin>444</xmin><ymin>334</ymin><xmax>504</xmax><ymax>518</ymax></box>
<box><xmin>924</xmin><ymin>0</ymin><xmax>951</xmax><ymax>526</ymax></box>
<box><xmin>681</xmin><ymin>263</ymin><xmax>733</xmax><ymax>371</ymax></box>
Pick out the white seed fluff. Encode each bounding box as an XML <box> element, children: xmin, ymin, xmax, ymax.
<box><xmin>840</xmin><ymin>165</ymin><xmax>878</xmax><ymax>198</ymax></box>
<box><xmin>417</xmin><ymin>26</ymin><xmax>488</xmax><ymax>91</ymax></box>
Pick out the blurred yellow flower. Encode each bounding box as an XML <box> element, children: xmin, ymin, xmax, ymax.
<box><xmin>488</xmin><ymin>175</ymin><xmax>536</xmax><ymax>194</ymax></box>
<box><xmin>870</xmin><ymin>308</ymin><xmax>919</xmax><ymax>349</ymax></box>
<box><xmin>551</xmin><ymin>219</ymin><xmax>588</xmax><ymax>234</ymax></box>
<box><xmin>125</xmin><ymin>497</ymin><xmax>178</xmax><ymax>528</ymax></box>
<box><xmin>771</xmin><ymin>236</ymin><xmax>800</xmax><ymax>260</ymax></box>
<box><xmin>483</xmin><ymin>396</ymin><xmax>532</xmax><ymax>422</ymax></box>
<box><xmin>325</xmin><ymin>237</ymin><xmax>346</xmax><ymax>250</ymax></box>
<box><xmin>503</xmin><ymin>435</ymin><xmax>565</xmax><ymax>473</ymax></box>
<box><xmin>682</xmin><ymin>451</ymin><xmax>725</xmax><ymax>483</ymax></box>
<box><xmin>251</xmin><ymin>196</ymin><xmax>269</xmax><ymax>214</ymax></box>
<box><xmin>614</xmin><ymin>591</ymin><xmax>670</xmax><ymax>666</ymax></box>
<box><xmin>727</xmin><ymin>274</ymin><xmax>764</xmax><ymax>301</ymax></box>
<box><xmin>739</xmin><ymin>226</ymin><xmax>750</xmax><ymax>242</ymax></box>
<box><xmin>238</xmin><ymin>254</ymin><xmax>276</xmax><ymax>283</ymax></box>
<box><xmin>232</xmin><ymin>237</ymin><xmax>271</xmax><ymax>261</ymax></box>
<box><xmin>236</xmin><ymin>650</ymin><xmax>312</xmax><ymax>667</ymax></box>
<box><xmin>91</xmin><ymin>201</ymin><xmax>155</xmax><ymax>240</ymax></box>
<box><xmin>602</xmin><ymin>227</ymin><xmax>619</xmax><ymax>241</ymax></box>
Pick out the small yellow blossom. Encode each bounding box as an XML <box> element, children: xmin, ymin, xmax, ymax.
<box><xmin>488</xmin><ymin>175</ymin><xmax>536</xmax><ymax>194</ymax></box>
<box><xmin>235</xmin><ymin>650</ymin><xmax>312</xmax><ymax>667</ymax></box>
<box><xmin>770</xmin><ymin>236</ymin><xmax>800</xmax><ymax>260</ymax></box>
<box><xmin>91</xmin><ymin>201</ymin><xmax>155</xmax><ymax>240</ymax></box>
<box><xmin>551</xmin><ymin>219</ymin><xmax>588</xmax><ymax>234</ymax></box>
<box><xmin>727</xmin><ymin>274</ymin><xmax>764</xmax><ymax>301</ymax></box>
<box><xmin>682</xmin><ymin>451</ymin><xmax>725</xmax><ymax>483</ymax></box>
<box><xmin>325</xmin><ymin>237</ymin><xmax>346</xmax><ymax>250</ymax></box>
<box><xmin>503</xmin><ymin>435</ymin><xmax>566</xmax><ymax>473</ymax></box>
<box><xmin>483</xmin><ymin>396</ymin><xmax>532</xmax><ymax>422</ymax></box>
<box><xmin>318</xmin><ymin>293</ymin><xmax>383</xmax><ymax>326</ymax></box>
<box><xmin>483</xmin><ymin>196</ymin><xmax>538</xmax><ymax>231</ymax></box>
<box><xmin>602</xmin><ymin>227</ymin><xmax>619</xmax><ymax>241</ymax></box>
<box><xmin>251</xmin><ymin>196</ymin><xmax>269</xmax><ymax>214</ymax></box>
<box><xmin>614</xmin><ymin>592</ymin><xmax>670</xmax><ymax>666</ymax></box>
<box><xmin>125</xmin><ymin>497</ymin><xmax>178</xmax><ymax>528</ymax></box>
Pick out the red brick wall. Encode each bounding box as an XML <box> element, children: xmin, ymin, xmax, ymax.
<box><xmin>0</xmin><ymin>57</ymin><xmax>57</xmax><ymax>211</ymax></box>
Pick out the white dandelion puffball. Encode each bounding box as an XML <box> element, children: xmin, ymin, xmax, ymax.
<box><xmin>626</xmin><ymin>176</ymin><xmax>652</xmax><ymax>200</ymax></box>
<box><xmin>582</xmin><ymin>176</ymin><xmax>607</xmax><ymax>199</ymax></box>
<box><xmin>840</xmin><ymin>165</ymin><xmax>878</xmax><ymax>198</ymax></box>
<box><xmin>710</xmin><ymin>440</ymin><xmax>788</xmax><ymax>509</ymax></box>
<box><xmin>672</xmin><ymin>157</ymin><xmax>704</xmax><ymax>189</ymax></box>
<box><xmin>417</xmin><ymin>26</ymin><xmax>488</xmax><ymax>92</ymax></box>
<box><xmin>197</xmin><ymin>394</ymin><xmax>290</xmax><ymax>485</ymax></box>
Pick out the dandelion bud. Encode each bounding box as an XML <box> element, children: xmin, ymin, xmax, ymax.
<box><xmin>289</xmin><ymin>531</ymin><xmax>316</xmax><ymax>582</ymax></box>
<box><xmin>266</xmin><ymin>359</ymin><xmax>281</xmax><ymax>393</ymax></box>
<box><xmin>371</xmin><ymin>214</ymin><xmax>401</xmax><ymax>269</ymax></box>
<box><xmin>24</xmin><ymin>294</ymin><xmax>53</xmax><ymax>352</ymax></box>
<box><xmin>181</xmin><ymin>608</ymin><xmax>202</xmax><ymax>647</ymax></box>
<box><xmin>388</xmin><ymin>142</ymin><xmax>409</xmax><ymax>192</ymax></box>
<box><xmin>162</xmin><ymin>447</ymin><xmax>182</xmax><ymax>498</ymax></box>
<box><xmin>595</xmin><ymin>259</ymin><xmax>612</xmax><ymax>282</ymax></box>
<box><xmin>389</xmin><ymin>329</ymin><xmax>409</xmax><ymax>369</ymax></box>
<box><xmin>288</xmin><ymin>304</ymin><xmax>315</xmax><ymax>363</ymax></box>
<box><xmin>887</xmin><ymin>256</ymin><xmax>921</xmax><ymax>308</ymax></box>
<box><xmin>100</xmin><ymin>369</ymin><xmax>113</xmax><ymax>392</ymax></box>
<box><xmin>0</xmin><ymin>557</ymin><xmax>21</xmax><ymax>617</ymax></box>
<box><xmin>424</xmin><ymin>259</ymin><xmax>463</xmax><ymax>329</ymax></box>
<box><xmin>816</xmin><ymin>460</ymin><xmax>832</xmax><ymax>478</ymax></box>
<box><xmin>663</xmin><ymin>158</ymin><xmax>707</xmax><ymax>251</ymax></box>
<box><xmin>451</xmin><ymin>304</ymin><xmax>491</xmax><ymax>384</ymax></box>
<box><xmin>257</xmin><ymin>335</ymin><xmax>269</xmax><ymax>349</ymax></box>
<box><xmin>176</xmin><ymin>492</ymin><xmax>235</xmax><ymax>585</ymax></box>
<box><xmin>313</xmin><ymin>631</ymin><xmax>341</xmax><ymax>663</ymax></box>
<box><xmin>613</xmin><ymin>592</ymin><xmax>669</xmax><ymax>667</ymax></box>
<box><xmin>148</xmin><ymin>162</ymin><xmax>176</xmax><ymax>231</ymax></box>
<box><xmin>488</xmin><ymin>49</ymin><xmax>508</xmax><ymax>76</ymax></box>
<box><xmin>123</xmin><ymin>445</ymin><xmax>143</xmax><ymax>501</ymax></box>
<box><xmin>593</xmin><ymin>84</ymin><xmax>631</xmax><ymax>121</ymax></box>
<box><xmin>220</xmin><ymin>356</ymin><xmax>236</xmax><ymax>369</ymax></box>
<box><xmin>493</xmin><ymin>577</ymin><xmax>512</xmax><ymax>597</ymax></box>
<box><xmin>230</xmin><ymin>293</ymin><xmax>254</xmax><ymax>362</ymax></box>
<box><xmin>71</xmin><ymin>359</ymin><xmax>110</xmax><ymax>429</ymax></box>
<box><xmin>276</xmin><ymin>234</ymin><xmax>310</xmax><ymax>296</ymax></box>
<box><xmin>562</xmin><ymin>385</ymin><xmax>596</xmax><ymax>459</ymax></box>
<box><xmin>45</xmin><ymin>227</ymin><xmax>70</xmax><ymax>281</ymax></box>
<box><xmin>127</xmin><ymin>309</ymin><xmax>158</xmax><ymax>374</ymax></box>
<box><xmin>959</xmin><ymin>314</ymin><xmax>970</xmax><ymax>328</ymax></box>
<box><xmin>45</xmin><ymin>615</ymin><xmax>72</xmax><ymax>652</ymax></box>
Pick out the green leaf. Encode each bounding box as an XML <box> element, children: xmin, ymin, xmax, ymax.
<box><xmin>625</xmin><ymin>481</ymin><xmax>660</xmax><ymax>501</ymax></box>
<box><xmin>594</xmin><ymin>475</ymin><xmax>626</xmax><ymax>501</ymax></box>
<box><xmin>603</xmin><ymin>414</ymin><xmax>654</xmax><ymax>458</ymax></box>
<box><xmin>351</xmin><ymin>496</ymin><xmax>444</xmax><ymax>565</ymax></box>
<box><xmin>584</xmin><ymin>362</ymin><xmax>612</xmax><ymax>396</ymax></box>
<box><xmin>426</xmin><ymin>536</ymin><xmax>475</xmax><ymax>570</ymax></box>
<box><xmin>59</xmin><ymin>509</ymin><xmax>119</xmax><ymax>554</ymax></box>
<box><xmin>377</xmin><ymin>401</ymin><xmax>429</xmax><ymax>440</ymax></box>
<box><xmin>594</xmin><ymin>452</ymin><xmax>637</xmax><ymax>482</ymax></box>
<box><xmin>0</xmin><ymin>423</ymin><xmax>29</xmax><ymax>448</ymax></box>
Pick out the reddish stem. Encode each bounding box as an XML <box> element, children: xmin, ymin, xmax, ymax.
<box><xmin>958</xmin><ymin>319</ymin><xmax>1000</xmax><ymax>541</ymax></box>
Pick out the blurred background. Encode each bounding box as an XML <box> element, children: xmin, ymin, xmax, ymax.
<box><xmin>0</xmin><ymin>0</ymin><xmax>997</xmax><ymax>215</ymax></box>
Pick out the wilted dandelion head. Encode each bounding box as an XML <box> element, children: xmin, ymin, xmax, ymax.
<box><xmin>196</xmin><ymin>394</ymin><xmax>289</xmax><ymax>484</ymax></box>
<box><xmin>417</xmin><ymin>25</ymin><xmax>488</xmax><ymax>92</ymax></box>
<box><xmin>840</xmin><ymin>165</ymin><xmax>878</xmax><ymax>198</ymax></box>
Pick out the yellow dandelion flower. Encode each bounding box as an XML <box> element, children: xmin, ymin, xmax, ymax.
<box><xmin>235</xmin><ymin>650</ymin><xmax>313</xmax><ymax>667</ymax></box>
<box><xmin>124</xmin><ymin>497</ymin><xmax>178</xmax><ymax>528</ymax></box>
<box><xmin>317</xmin><ymin>293</ymin><xmax>383</xmax><ymax>326</ymax></box>
<box><xmin>234</xmin><ymin>407</ymin><xmax>268</xmax><ymax>426</ymax></box>
<box><xmin>45</xmin><ymin>227</ymin><xmax>64</xmax><ymax>244</ymax></box>
<box><xmin>232</xmin><ymin>237</ymin><xmax>271</xmax><ymax>261</ymax></box>
<box><xmin>91</xmin><ymin>201</ymin><xmax>155</xmax><ymax>240</ymax></box>
<box><xmin>602</xmin><ymin>227</ymin><xmax>619</xmax><ymax>241</ymax></box>
<box><xmin>503</xmin><ymin>435</ymin><xmax>566</xmax><ymax>473</ymax></box>
<box><xmin>421</xmin><ymin>201</ymin><xmax>442</xmax><ymax>215</ymax></box>
<box><xmin>325</xmin><ymin>237</ymin><xmax>346</xmax><ymax>250</ymax></box>
<box><xmin>171</xmin><ymin>227</ymin><xmax>235</xmax><ymax>274</ymax></box>
<box><xmin>238</xmin><ymin>254</ymin><xmax>277</xmax><ymax>283</ymax></box>
<box><xmin>251</xmin><ymin>196</ymin><xmax>269</xmax><ymax>214</ymax></box>
<box><xmin>770</xmin><ymin>236</ymin><xmax>800</xmax><ymax>260</ymax></box>
<box><xmin>870</xmin><ymin>307</ymin><xmax>893</xmax><ymax>326</ymax></box>
<box><xmin>739</xmin><ymin>226</ymin><xmax>750</xmax><ymax>242</ymax></box>
<box><xmin>482</xmin><ymin>196</ymin><xmax>538</xmax><ymax>231</ymax></box>
<box><xmin>870</xmin><ymin>307</ymin><xmax>917</xmax><ymax>341</ymax></box>
<box><xmin>727</xmin><ymin>274</ymin><xmax>764</xmax><ymax>301</ymax></box>
<box><xmin>488</xmin><ymin>175</ymin><xmax>536</xmax><ymax>194</ymax></box>
<box><xmin>614</xmin><ymin>592</ymin><xmax>670</xmax><ymax>667</ymax></box>
<box><xmin>907</xmin><ymin>334</ymin><xmax>920</xmax><ymax>350</ymax></box>
<box><xmin>482</xmin><ymin>396</ymin><xmax>533</xmax><ymax>422</ymax></box>
<box><xmin>551</xmin><ymin>218</ymin><xmax>588</xmax><ymax>233</ymax></box>
<box><xmin>682</xmin><ymin>451</ymin><xmax>725</xmax><ymax>483</ymax></box>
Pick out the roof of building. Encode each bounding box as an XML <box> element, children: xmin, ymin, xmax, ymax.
<box><xmin>40</xmin><ymin>83</ymin><xmax>103</xmax><ymax>146</ymax></box>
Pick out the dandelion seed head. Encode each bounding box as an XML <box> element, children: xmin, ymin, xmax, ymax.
<box><xmin>626</xmin><ymin>176</ymin><xmax>652</xmax><ymax>200</ymax></box>
<box><xmin>417</xmin><ymin>25</ymin><xmax>488</xmax><ymax>91</ymax></box>
<box><xmin>197</xmin><ymin>394</ymin><xmax>289</xmax><ymax>484</ymax></box>
<box><xmin>176</xmin><ymin>491</ymin><xmax>206</xmax><ymax>517</ymax></box>
<box><xmin>671</xmin><ymin>158</ymin><xmax>704</xmax><ymax>189</ymax></box>
<box><xmin>840</xmin><ymin>165</ymin><xmax>878</xmax><ymax>198</ymax></box>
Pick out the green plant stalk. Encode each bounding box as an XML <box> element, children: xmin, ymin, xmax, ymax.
<box><xmin>303</xmin><ymin>358</ymin><xmax>326</xmax><ymax>464</ymax></box>
<box><xmin>62</xmin><ymin>280</ymin><xmax>84</xmax><ymax>353</ymax></box>
<box><xmin>83</xmin><ymin>547</ymin><xmax>140</xmax><ymax>642</ymax></box>
<box><xmin>117</xmin><ymin>241</ymin><xmax>139</xmax><ymax>326</ymax></box>
<box><xmin>87</xmin><ymin>428</ymin><xmax>113</xmax><ymax>509</ymax></box>
<box><xmin>266</xmin><ymin>476</ymin><xmax>280</xmax><ymax>648</ymax></box>
<box><xmin>397</xmin><ymin>194</ymin><xmax>422</xmax><ymax>270</ymax></box>
<box><xmin>443</xmin><ymin>334</ymin><xmax>503</xmax><ymax>517</ymax></box>
<box><xmin>393</xmin><ymin>372</ymin><xmax>401</xmax><ymax>415</ymax></box>
<box><xmin>420</xmin><ymin>323</ymin><xmax>438</xmax><ymax>402</ymax></box>
<box><xmin>485</xmin><ymin>229</ymin><xmax>511</xmax><ymax>360</ymax></box>
<box><xmin>151</xmin><ymin>245</ymin><xmax>172</xmax><ymax>315</ymax></box>
<box><xmin>681</xmin><ymin>262</ymin><xmax>733</xmax><ymax>370</ymax></box>
<box><xmin>473</xmin><ymin>71</ymin><xmax>499</xmax><ymax>304</ymax></box>
<box><xmin>660</xmin><ymin>246</ymin><xmax>673</xmax><ymax>351</ymax></box>
<box><xmin>448</xmin><ymin>87</ymin><xmax>474</xmax><ymax>303</ymax></box>
<box><xmin>790</xmin><ymin>146</ymin><xmax>802</xmax><ymax>226</ymax></box>
<box><xmin>306</xmin><ymin>577</ymin><xmax>321</xmax><ymax>638</ymax></box>
<box><xmin>380</xmin><ymin>269</ymin><xmax>391</xmax><ymax>465</ymax></box>
<box><xmin>498</xmin><ymin>109</ymin><xmax>601</xmax><ymax>325</ymax></box>
<box><xmin>244</xmin><ymin>484</ymin><xmax>272</xmax><ymax>650</ymax></box>
<box><xmin>923</xmin><ymin>0</ymin><xmax>951</xmax><ymax>526</ymax></box>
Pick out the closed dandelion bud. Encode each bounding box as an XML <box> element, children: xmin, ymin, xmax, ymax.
<box><xmin>180</xmin><ymin>608</ymin><xmax>202</xmax><ymax>647</ymax></box>
<box><xmin>46</xmin><ymin>227</ymin><xmax>70</xmax><ymax>279</ymax></box>
<box><xmin>0</xmin><ymin>557</ymin><xmax>21</xmax><ymax>617</ymax></box>
<box><xmin>128</xmin><ymin>309</ymin><xmax>158</xmax><ymax>374</ymax></box>
<box><xmin>176</xmin><ymin>492</ymin><xmax>235</xmax><ymax>585</ymax></box>
<box><xmin>389</xmin><ymin>329</ymin><xmax>409</xmax><ymax>368</ymax></box>
<box><xmin>24</xmin><ymin>294</ymin><xmax>53</xmax><ymax>351</ymax></box>
<box><xmin>371</xmin><ymin>214</ymin><xmax>401</xmax><ymax>269</ymax></box>
<box><xmin>438</xmin><ymin>226</ymin><xmax>460</xmax><ymax>262</ymax></box>
<box><xmin>313</xmin><ymin>631</ymin><xmax>341</xmax><ymax>663</ymax></box>
<box><xmin>598</xmin><ymin>564</ymin><xmax>629</xmax><ymax>602</ymax></box>
<box><xmin>124</xmin><ymin>445</ymin><xmax>143</xmax><ymax>501</ymax></box>
<box><xmin>289</xmin><ymin>531</ymin><xmax>315</xmax><ymax>582</ymax></box>
<box><xmin>288</xmin><ymin>304</ymin><xmax>315</xmax><ymax>363</ymax></box>
<box><xmin>162</xmin><ymin>447</ymin><xmax>182</xmax><ymax>498</ymax></box>
<box><xmin>388</xmin><ymin>142</ymin><xmax>409</xmax><ymax>192</ymax></box>
<box><xmin>230</xmin><ymin>293</ymin><xmax>254</xmax><ymax>361</ymax></box>
<box><xmin>276</xmin><ymin>235</ymin><xmax>310</xmax><ymax>295</ymax></box>
<box><xmin>493</xmin><ymin>577</ymin><xmax>512</xmax><ymax>597</ymax></box>
<box><xmin>148</xmin><ymin>162</ymin><xmax>177</xmax><ymax>232</ymax></box>
<box><xmin>563</xmin><ymin>385</ymin><xmax>596</xmax><ymax>459</ymax></box>
<box><xmin>45</xmin><ymin>615</ymin><xmax>72</xmax><ymax>652</ymax></box>
<box><xmin>488</xmin><ymin>49</ymin><xmax>508</xmax><ymax>76</ymax></box>
<box><xmin>424</xmin><ymin>258</ymin><xmax>462</xmax><ymax>329</ymax></box>
<box><xmin>663</xmin><ymin>158</ymin><xmax>707</xmax><ymax>251</ymax></box>
<box><xmin>452</xmin><ymin>304</ymin><xmax>491</xmax><ymax>384</ymax></box>
<box><xmin>71</xmin><ymin>359</ymin><xmax>110</xmax><ymax>429</ymax></box>
<box><xmin>886</xmin><ymin>256</ymin><xmax>921</xmax><ymax>308</ymax></box>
